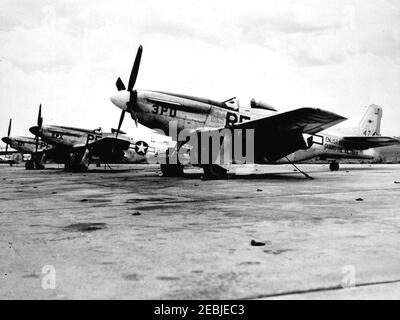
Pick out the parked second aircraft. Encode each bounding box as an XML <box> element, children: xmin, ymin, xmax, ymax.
<box><xmin>29</xmin><ymin>105</ymin><xmax>176</xmax><ymax>171</ymax></box>
<box><xmin>281</xmin><ymin>104</ymin><xmax>399</xmax><ymax>170</ymax></box>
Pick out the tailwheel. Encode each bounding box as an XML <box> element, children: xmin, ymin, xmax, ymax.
<box><xmin>25</xmin><ymin>160</ymin><xmax>35</xmax><ymax>170</ymax></box>
<box><xmin>329</xmin><ymin>161</ymin><xmax>340</xmax><ymax>171</ymax></box>
<box><xmin>202</xmin><ymin>164</ymin><xmax>228</xmax><ymax>180</ymax></box>
<box><xmin>160</xmin><ymin>164</ymin><xmax>184</xmax><ymax>177</ymax></box>
<box><xmin>35</xmin><ymin>162</ymin><xmax>45</xmax><ymax>170</ymax></box>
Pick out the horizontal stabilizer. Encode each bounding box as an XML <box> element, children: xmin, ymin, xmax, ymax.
<box><xmin>341</xmin><ymin>136</ymin><xmax>399</xmax><ymax>150</ymax></box>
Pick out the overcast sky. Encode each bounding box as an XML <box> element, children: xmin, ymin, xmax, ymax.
<box><xmin>1</xmin><ymin>0</ymin><xmax>400</xmax><ymax>139</ymax></box>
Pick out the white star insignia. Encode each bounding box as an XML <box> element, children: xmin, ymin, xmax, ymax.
<box><xmin>135</xmin><ymin>141</ymin><xmax>148</xmax><ymax>155</ymax></box>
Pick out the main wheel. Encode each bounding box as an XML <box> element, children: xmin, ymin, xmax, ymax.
<box><xmin>329</xmin><ymin>161</ymin><xmax>340</xmax><ymax>171</ymax></box>
<box><xmin>25</xmin><ymin>160</ymin><xmax>35</xmax><ymax>170</ymax></box>
<box><xmin>160</xmin><ymin>164</ymin><xmax>184</xmax><ymax>177</ymax></box>
<box><xmin>64</xmin><ymin>162</ymin><xmax>88</xmax><ymax>172</ymax></box>
<box><xmin>35</xmin><ymin>163</ymin><xmax>45</xmax><ymax>170</ymax></box>
<box><xmin>202</xmin><ymin>164</ymin><xmax>228</xmax><ymax>180</ymax></box>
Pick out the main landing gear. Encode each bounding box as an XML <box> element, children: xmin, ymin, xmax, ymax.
<box><xmin>64</xmin><ymin>161</ymin><xmax>88</xmax><ymax>172</ymax></box>
<box><xmin>64</xmin><ymin>149</ymin><xmax>90</xmax><ymax>172</ymax></box>
<box><xmin>160</xmin><ymin>164</ymin><xmax>184</xmax><ymax>177</ymax></box>
<box><xmin>329</xmin><ymin>161</ymin><xmax>340</xmax><ymax>171</ymax></box>
<box><xmin>202</xmin><ymin>164</ymin><xmax>228</xmax><ymax>180</ymax></box>
<box><xmin>25</xmin><ymin>159</ymin><xmax>45</xmax><ymax>170</ymax></box>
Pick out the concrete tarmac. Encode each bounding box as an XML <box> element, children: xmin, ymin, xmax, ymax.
<box><xmin>0</xmin><ymin>163</ymin><xmax>400</xmax><ymax>299</ymax></box>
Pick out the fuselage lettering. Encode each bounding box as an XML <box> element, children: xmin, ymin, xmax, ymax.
<box><xmin>152</xmin><ymin>104</ymin><xmax>177</xmax><ymax>118</ymax></box>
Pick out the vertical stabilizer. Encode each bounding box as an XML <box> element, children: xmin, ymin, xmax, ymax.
<box><xmin>358</xmin><ymin>104</ymin><xmax>382</xmax><ymax>136</ymax></box>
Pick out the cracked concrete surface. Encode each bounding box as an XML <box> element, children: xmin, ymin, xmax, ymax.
<box><xmin>0</xmin><ymin>163</ymin><xmax>400</xmax><ymax>299</ymax></box>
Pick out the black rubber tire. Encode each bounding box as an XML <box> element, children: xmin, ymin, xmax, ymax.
<box><xmin>160</xmin><ymin>164</ymin><xmax>184</xmax><ymax>177</ymax></box>
<box><xmin>64</xmin><ymin>162</ymin><xmax>88</xmax><ymax>172</ymax></box>
<box><xmin>35</xmin><ymin>163</ymin><xmax>45</xmax><ymax>170</ymax></box>
<box><xmin>202</xmin><ymin>164</ymin><xmax>228</xmax><ymax>180</ymax></box>
<box><xmin>25</xmin><ymin>160</ymin><xmax>35</xmax><ymax>170</ymax></box>
<box><xmin>329</xmin><ymin>161</ymin><xmax>340</xmax><ymax>171</ymax></box>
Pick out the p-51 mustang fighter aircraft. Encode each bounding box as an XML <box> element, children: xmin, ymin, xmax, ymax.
<box><xmin>280</xmin><ymin>104</ymin><xmax>399</xmax><ymax>170</ymax></box>
<box><xmin>110</xmin><ymin>45</ymin><xmax>347</xmax><ymax>179</ymax></box>
<box><xmin>29</xmin><ymin>105</ymin><xmax>176</xmax><ymax>172</ymax></box>
<box><xmin>1</xmin><ymin>118</ymin><xmax>54</xmax><ymax>169</ymax></box>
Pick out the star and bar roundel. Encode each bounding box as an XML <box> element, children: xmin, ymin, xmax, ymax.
<box><xmin>134</xmin><ymin>141</ymin><xmax>149</xmax><ymax>156</ymax></box>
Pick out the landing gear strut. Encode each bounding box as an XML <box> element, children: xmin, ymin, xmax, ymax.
<box><xmin>329</xmin><ymin>161</ymin><xmax>340</xmax><ymax>171</ymax></box>
<box><xmin>160</xmin><ymin>164</ymin><xmax>184</xmax><ymax>177</ymax></box>
<box><xmin>64</xmin><ymin>149</ymin><xmax>90</xmax><ymax>172</ymax></box>
<box><xmin>25</xmin><ymin>159</ymin><xmax>45</xmax><ymax>170</ymax></box>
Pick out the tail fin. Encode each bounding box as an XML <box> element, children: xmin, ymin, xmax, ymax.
<box><xmin>358</xmin><ymin>104</ymin><xmax>382</xmax><ymax>136</ymax></box>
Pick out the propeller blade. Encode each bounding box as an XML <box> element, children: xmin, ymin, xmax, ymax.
<box><xmin>127</xmin><ymin>90</ymin><xmax>138</xmax><ymax>127</ymax></box>
<box><xmin>7</xmin><ymin>119</ymin><xmax>12</xmax><ymax>137</ymax></box>
<box><xmin>35</xmin><ymin>135</ymin><xmax>39</xmax><ymax>154</ymax></box>
<box><xmin>37</xmin><ymin>104</ymin><xmax>43</xmax><ymax>129</ymax></box>
<box><xmin>116</xmin><ymin>110</ymin><xmax>125</xmax><ymax>139</ymax></box>
<box><xmin>116</xmin><ymin>77</ymin><xmax>126</xmax><ymax>91</ymax></box>
<box><xmin>131</xmin><ymin>113</ymin><xmax>138</xmax><ymax>127</ymax></box>
<box><xmin>4</xmin><ymin>118</ymin><xmax>12</xmax><ymax>156</ymax></box>
<box><xmin>127</xmin><ymin>45</ymin><xmax>143</xmax><ymax>91</ymax></box>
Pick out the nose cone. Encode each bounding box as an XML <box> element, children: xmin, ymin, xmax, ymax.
<box><xmin>2</xmin><ymin>137</ymin><xmax>11</xmax><ymax>145</ymax></box>
<box><xmin>29</xmin><ymin>126</ymin><xmax>40</xmax><ymax>136</ymax></box>
<box><xmin>110</xmin><ymin>91</ymin><xmax>130</xmax><ymax>111</ymax></box>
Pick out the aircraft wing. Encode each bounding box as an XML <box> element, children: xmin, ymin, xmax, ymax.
<box><xmin>341</xmin><ymin>136</ymin><xmax>400</xmax><ymax>150</ymax></box>
<box><xmin>0</xmin><ymin>150</ymin><xmax>21</xmax><ymax>155</ymax></box>
<box><xmin>86</xmin><ymin>137</ymin><xmax>131</xmax><ymax>159</ymax></box>
<box><xmin>88</xmin><ymin>137</ymin><xmax>131</xmax><ymax>150</ymax></box>
<box><xmin>193</xmin><ymin>108</ymin><xmax>346</xmax><ymax>163</ymax></box>
<box><xmin>41</xmin><ymin>147</ymin><xmax>71</xmax><ymax>163</ymax></box>
<box><xmin>233</xmin><ymin>108</ymin><xmax>346</xmax><ymax>134</ymax></box>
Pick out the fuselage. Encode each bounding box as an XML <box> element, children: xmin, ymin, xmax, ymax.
<box><xmin>1</xmin><ymin>136</ymin><xmax>50</xmax><ymax>154</ymax></box>
<box><xmin>114</xmin><ymin>89</ymin><xmax>273</xmax><ymax>134</ymax></box>
<box><xmin>32</xmin><ymin>125</ymin><xmax>104</xmax><ymax>148</ymax></box>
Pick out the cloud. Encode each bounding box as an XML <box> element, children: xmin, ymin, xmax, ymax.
<box><xmin>1</xmin><ymin>0</ymin><xmax>400</xmax><ymax>138</ymax></box>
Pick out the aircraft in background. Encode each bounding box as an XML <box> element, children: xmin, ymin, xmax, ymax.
<box><xmin>29</xmin><ymin>105</ymin><xmax>176</xmax><ymax>172</ymax></box>
<box><xmin>280</xmin><ymin>105</ymin><xmax>399</xmax><ymax>170</ymax></box>
<box><xmin>0</xmin><ymin>152</ymin><xmax>19</xmax><ymax>166</ymax></box>
<box><xmin>1</xmin><ymin>118</ymin><xmax>54</xmax><ymax>169</ymax></box>
<box><xmin>110</xmin><ymin>45</ymin><xmax>347</xmax><ymax>179</ymax></box>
